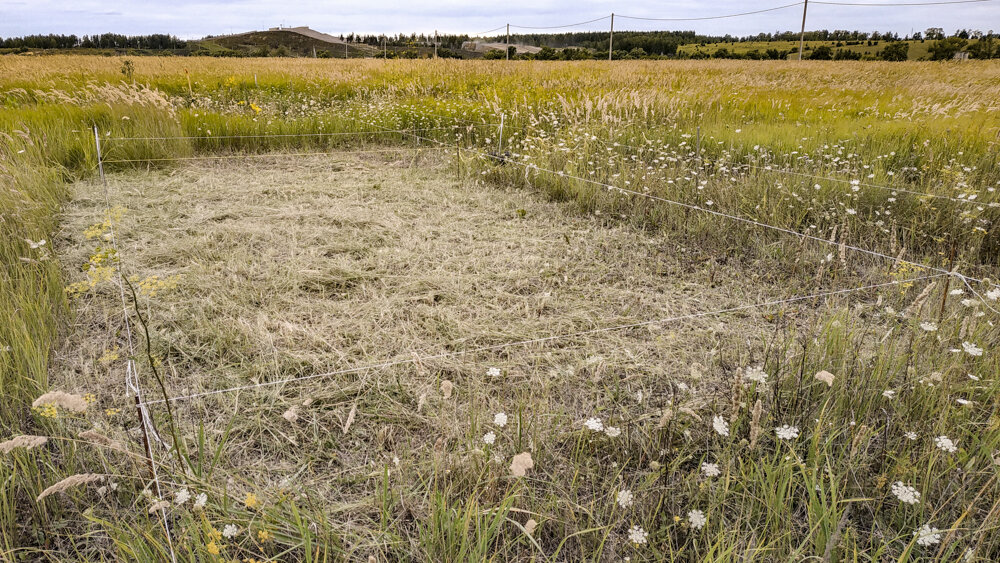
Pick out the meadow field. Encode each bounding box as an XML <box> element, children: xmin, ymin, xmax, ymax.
<box><xmin>2</xmin><ymin>56</ymin><xmax>1000</xmax><ymax>561</ymax></box>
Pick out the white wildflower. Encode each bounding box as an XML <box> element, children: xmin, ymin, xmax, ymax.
<box><xmin>914</xmin><ymin>524</ymin><xmax>942</xmax><ymax>546</ymax></box>
<box><xmin>193</xmin><ymin>492</ymin><xmax>207</xmax><ymax>509</ymax></box>
<box><xmin>891</xmin><ymin>482</ymin><xmax>921</xmax><ymax>505</ymax></box>
<box><xmin>775</xmin><ymin>425</ymin><xmax>800</xmax><ymax>440</ymax></box>
<box><xmin>494</xmin><ymin>412</ymin><xmax>508</xmax><ymax>427</ymax></box>
<box><xmin>905</xmin><ymin>431</ymin><xmax>918</xmax><ymax>441</ymax></box>
<box><xmin>483</xmin><ymin>431</ymin><xmax>496</xmax><ymax>445</ymax></box>
<box><xmin>222</xmin><ymin>524</ymin><xmax>240</xmax><ymax>539</ymax></box>
<box><xmin>935</xmin><ymin>435</ymin><xmax>957</xmax><ymax>453</ymax></box>
<box><xmin>882</xmin><ymin>390</ymin><xmax>896</xmax><ymax>399</ymax></box>
<box><xmin>584</xmin><ymin>418</ymin><xmax>604</xmax><ymax>432</ymax></box>
<box><xmin>712</xmin><ymin>416</ymin><xmax>730</xmax><ymax>437</ymax></box>
<box><xmin>919</xmin><ymin>322</ymin><xmax>937</xmax><ymax>332</ymax></box>
<box><xmin>701</xmin><ymin>462</ymin><xmax>721</xmax><ymax>478</ymax></box>
<box><xmin>627</xmin><ymin>525</ymin><xmax>648</xmax><ymax>544</ymax></box>
<box><xmin>688</xmin><ymin>509</ymin><xmax>707</xmax><ymax>529</ymax></box>
<box><xmin>743</xmin><ymin>365</ymin><xmax>768</xmax><ymax>384</ymax></box>
<box><xmin>487</xmin><ymin>367</ymin><xmax>501</xmax><ymax>378</ymax></box>
<box><xmin>962</xmin><ymin>342</ymin><xmax>983</xmax><ymax>357</ymax></box>
<box><xmin>604</xmin><ymin>426</ymin><xmax>621</xmax><ymax>437</ymax></box>
<box><xmin>174</xmin><ymin>488</ymin><xmax>191</xmax><ymax>506</ymax></box>
<box><xmin>986</xmin><ymin>288</ymin><xmax>1000</xmax><ymax>301</ymax></box>
<box><xmin>616</xmin><ymin>489</ymin><xmax>634</xmax><ymax>508</ymax></box>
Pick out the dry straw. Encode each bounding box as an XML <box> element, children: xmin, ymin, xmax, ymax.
<box><xmin>0</xmin><ymin>435</ymin><xmax>48</xmax><ymax>454</ymax></box>
<box><xmin>32</xmin><ymin>391</ymin><xmax>88</xmax><ymax>413</ymax></box>
<box><xmin>37</xmin><ymin>473</ymin><xmax>104</xmax><ymax>501</ymax></box>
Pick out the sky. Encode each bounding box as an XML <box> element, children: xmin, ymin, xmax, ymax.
<box><xmin>2</xmin><ymin>0</ymin><xmax>997</xmax><ymax>39</ymax></box>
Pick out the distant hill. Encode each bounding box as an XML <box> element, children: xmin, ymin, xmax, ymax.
<box><xmin>200</xmin><ymin>28</ymin><xmax>372</xmax><ymax>58</ymax></box>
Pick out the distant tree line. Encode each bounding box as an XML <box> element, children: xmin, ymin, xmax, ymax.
<box><xmin>1</xmin><ymin>33</ymin><xmax>187</xmax><ymax>50</ymax></box>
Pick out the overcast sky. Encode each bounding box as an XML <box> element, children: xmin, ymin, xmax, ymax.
<box><xmin>3</xmin><ymin>1</ymin><xmax>997</xmax><ymax>39</ymax></box>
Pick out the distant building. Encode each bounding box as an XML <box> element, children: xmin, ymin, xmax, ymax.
<box><xmin>953</xmin><ymin>51</ymin><xmax>970</xmax><ymax>60</ymax></box>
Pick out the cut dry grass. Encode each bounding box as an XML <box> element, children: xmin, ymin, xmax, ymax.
<box><xmin>46</xmin><ymin>148</ymin><xmax>962</xmax><ymax>560</ymax></box>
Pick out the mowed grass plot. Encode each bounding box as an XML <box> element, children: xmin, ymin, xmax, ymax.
<box><xmin>46</xmin><ymin>147</ymin><xmax>993</xmax><ymax>560</ymax></box>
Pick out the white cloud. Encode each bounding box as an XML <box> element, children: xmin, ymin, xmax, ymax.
<box><xmin>2</xmin><ymin>1</ymin><xmax>991</xmax><ymax>39</ymax></box>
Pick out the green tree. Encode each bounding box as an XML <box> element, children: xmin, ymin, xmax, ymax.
<box><xmin>879</xmin><ymin>42</ymin><xmax>909</xmax><ymax>61</ymax></box>
<box><xmin>928</xmin><ymin>37</ymin><xmax>968</xmax><ymax>60</ymax></box>
<box><xmin>809</xmin><ymin>45</ymin><xmax>833</xmax><ymax>60</ymax></box>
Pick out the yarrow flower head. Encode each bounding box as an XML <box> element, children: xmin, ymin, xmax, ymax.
<box><xmin>174</xmin><ymin>488</ymin><xmax>191</xmax><ymax>506</ymax></box>
<box><xmin>935</xmin><ymin>435</ymin><xmax>957</xmax><ymax>453</ymax></box>
<box><xmin>193</xmin><ymin>492</ymin><xmax>207</xmax><ymax>509</ymax></box>
<box><xmin>494</xmin><ymin>412</ymin><xmax>508</xmax><ymax>427</ymax></box>
<box><xmin>688</xmin><ymin>509</ymin><xmax>707</xmax><ymax>529</ymax></box>
<box><xmin>222</xmin><ymin>524</ymin><xmax>240</xmax><ymax>539</ymax></box>
<box><xmin>701</xmin><ymin>462</ymin><xmax>721</xmax><ymax>478</ymax></box>
<box><xmin>962</xmin><ymin>342</ymin><xmax>983</xmax><ymax>357</ymax></box>
<box><xmin>775</xmin><ymin>425</ymin><xmax>800</xmax><ymax>440</ymax></box>
<box><xmin>919</xmin><ymin>322</ymin><xmax>938</xmax><ymax>332</ymax></box>
<box><xmin>483</xmin><ymin>431</ymin><xmax>496</xmax><ymax>445</ymax></box>
<box><xmin>487</xmin><ymin>367</ymin><xmax>501</xmax><ymax>377</ymax></box>
<box><xmin>712</xmin><ymin>416</ymin><xmax>730</xmax><ymax>437</ymax></box>
<box><xmin>891</xmin><ymin>482</ymin><xmax>921</xmax><ymax>505</ymax></box>
<box><xmin>604</xmin><ymin>426</ymin><xmax>621</xmax><ymax>437</ymax></box>
<box><xmin>743</xmin><ymin>365</ymin><xmax>768</xmax><ymax>384</ymax></box>
<box><xmin>914</xmin><ymin>524</ymin><xmax>942</xmax><ymax>546</ymax></box>
<box><xmin>584</xmin><ymin>418</ymin><xmax>604</xmax><ymax>432</ymax></box>
<box><xmin>627</xmin><ymin>525</ymin><xmax>648</xmax><ymax>545</ymax></box>
<box><xmin>616</xmin><ymin>489</ymin><xmax>634</xmax><ymax>508</ymax></box>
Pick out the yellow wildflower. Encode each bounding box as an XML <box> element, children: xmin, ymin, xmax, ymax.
<box><xmin>244</xmin><ymin>492</ymin><xmax>259</xmax><ymax>509</ymax></box>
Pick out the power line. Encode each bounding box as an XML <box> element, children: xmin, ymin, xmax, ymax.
<box><xmin>617</xmin><ymin>3</ymin><xmax>804</xmax><ymax>22</ymax></box>
<box><xmin>812</xmin><ymin>0</ymin><xmax>994</xmax><ymax>5</ymax></box>
<box><xmin>510</xmin><ymin>15</ymin><xmax>613</xmax><ymax>30</ymax></box>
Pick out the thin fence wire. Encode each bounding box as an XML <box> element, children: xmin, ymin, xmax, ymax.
<box><xmin>411</xmin><ymin>128</ymin><xmax>994</xmax><ymax>286</ymax></box>
<box><xmin>142</xmin><ymin>273</ymin><xmax>945</xmax><ymax>406</ymax></box>
<box><xmin>93</xmin><ymin>126</ymin><xmax>178</xmax><ymax>563</ymax></box>
<box><xmin>100</xmin><ymin>146</ymin><xmax>448</xmax><ymax>164</ymax></box>
<box><xmin>103</xmin><ymin>124</ymin><xmax>499</xmax><ymax>142</ymax></box>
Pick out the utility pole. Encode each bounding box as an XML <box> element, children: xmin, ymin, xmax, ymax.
<box><xmin>383</xmin><ymin>36</ymin><xmax>387</xmax><ymax>58</ymax></box>
<box><xmin>434</xmin><ymin>30</ymin><xmax>438</xmax><ymax>58</ymax></box>
<box><xmin>506</xmin><ymin>24</ymin><xmax>510</xmax><ymax>61</ymax></box>
<box><xmin>609</xmin><ymin>13</ymin><xmax>615</xmax><ymax>61</ymax></box>
<box><xmin>798</xmin><ymin>0</ymin><xmax>809</xmax><ymax>60</ymax></box>
<box><xmin>345</xmin><ymin>41</ymin><xmax>348</xmax><ymax>59</ymax></box>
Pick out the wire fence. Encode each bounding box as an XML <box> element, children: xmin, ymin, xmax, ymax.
<box><xmin>91</xmin><ymin>113</ymin><xmax>996</xmax><ymax>536</ymax></box>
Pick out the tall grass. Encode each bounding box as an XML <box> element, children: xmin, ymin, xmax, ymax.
<box><xmin>1</xmin><ymin>56</ymin><xmax>999</xmax><ymax>560</ymax></box>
